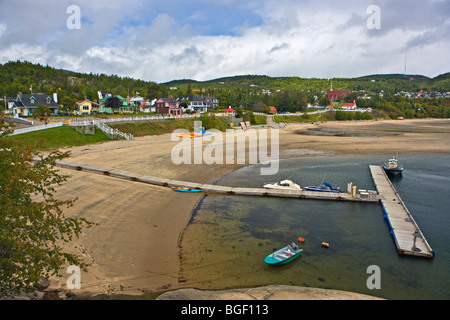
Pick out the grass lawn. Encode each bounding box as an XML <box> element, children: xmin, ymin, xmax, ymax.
<box><xmin>274</xmin><ymin>111</ymin><xmax>336</xmax><ymax>123</ymax></box>
<box><xmin>110</xmin><ymin>117</ymin><xmax>231</xmax><ymax>137</ymax></box>
<box><xmin>6</xmin><ymin>126</ymin><xmax>110</xmax><ymax>151</ymax></box>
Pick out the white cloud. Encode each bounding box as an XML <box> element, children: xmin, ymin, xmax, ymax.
<box><xmin>0</xmin><ymin>0</ymin><xmax>449</xmax><ymax>82</ymax></box>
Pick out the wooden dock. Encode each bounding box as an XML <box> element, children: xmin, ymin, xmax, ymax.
<box><xmin>369</xmin><ymin>165</ymin><xmax>435</xmax><ymax>258</ymax></box>
<box><xmin>48</xmin><ymin>160</ymin><xmax>380</xmax><ymax>203</ymax></box>
<box><xmin>38</xmin><ymin>159</ymin><xmax>434</xmax><ymax>258</ymax></box>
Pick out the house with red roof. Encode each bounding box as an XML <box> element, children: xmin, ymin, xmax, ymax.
<box><xmin>268</xmin><ymin>106</ymin><xmax>277</xmax><ymax>114</ymax></box>
<box><xmin>341</xmin><ymin>100</ymin><xmax>357</xmax><ymax>110</ymax></box>
<box><xmin>75</xmin><ymin>100</ymin><xmax>94</xmax><ymax>115</ymax></box>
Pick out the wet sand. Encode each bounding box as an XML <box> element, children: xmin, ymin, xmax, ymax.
<box><xmin>48</xmin><ymin>118</ymin><xmax>450</xmax><ymax>299</ymax></box>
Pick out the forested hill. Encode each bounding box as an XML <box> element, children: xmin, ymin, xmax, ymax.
<box><xmin>2</xmin><ymin>61</ymin><xmax>449</xmax><ymax>101</ymax></box>
<box><xmin>1</xmin><ymin>60</ymin><xmax>449</xmax><ymax>118</ymax></box>
<box><xmin>163</xmin><ymin>72</ymin><xmax>450</xmax><ymax>93</ymax></box>
<box><xmin>0</xmin><ymin>61</ymin><xmax>165</xmax><ymax>102</ymax></box>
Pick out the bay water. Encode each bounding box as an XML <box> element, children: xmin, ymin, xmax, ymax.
<box><xmin>180</xmin><ymin>153</ymin><xmax>450</xmax><ymax>299</ymax></box>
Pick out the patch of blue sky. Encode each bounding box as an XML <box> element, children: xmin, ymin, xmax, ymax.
<box><xmin>126</xmin><ymin>0</ymin><xmax>264</xmax><ymax>37</ymax></box>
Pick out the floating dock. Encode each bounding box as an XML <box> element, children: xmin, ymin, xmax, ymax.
<box><xmin>369</xmin><ymin>165</ymin><xmax>434</xmax><ymax>258</ymax></box>
<box><xmin>40</xmin><ymin>159</ymin><xmax>434</xmax><ymax>258</ymax></box>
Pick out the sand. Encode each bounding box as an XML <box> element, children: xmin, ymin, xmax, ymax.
<box><xmin>47</xmin><ymin>118</ymin><xmax>450</xmax><ymax>299</ymax></box>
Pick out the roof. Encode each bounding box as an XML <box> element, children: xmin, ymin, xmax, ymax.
<box><xmin>326</xmin><ymin>90</ymin><xmax>352</xmax><ymax>100</ymax></box>
<box><xmin>15</xmin><ymin>93</ymin><xmax>59</xmax><ymax>108</ymax></box>
<box><xmin>269</xmin><ymin>106</ymin><xmax>277</xmax><ymax>111</ymax></box>
<box><xmin>178</xmin><ymin>95</ymin><xmax>219</xmax><ymax>103</ymax></box>
<box><xmin>158</xmin><ymin>98</ymin><xmax>178</xmax><ymax>103</ymax></box>
<box><xmin>342</xmin><ymin>100</ymin><xmax>356</xmax><ymax>107</ymax></box>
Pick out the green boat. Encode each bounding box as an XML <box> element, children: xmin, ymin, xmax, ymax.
<box><xmin>264</xmin><ymin>243</ymin><xmax>303</xmax><ymax>265</ymax></box>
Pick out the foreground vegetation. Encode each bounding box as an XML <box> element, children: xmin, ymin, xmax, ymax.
<box><xmin>1</xmin><ymin>114</ymin><xmax>92</xmax><ymax>298</ymax></box>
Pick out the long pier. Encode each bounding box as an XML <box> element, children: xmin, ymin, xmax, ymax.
<box><xmin>50</xmin><ymin>160</ymin><xmax>380</xmax><ymax>203</ymax></box>
<box><xmin>44</xmin><ymin>159</ymin><xmax>434</xmax><ymax>258</ymax></box>
<box><xmin>369</xmin><ymin>165</ymin><xmax>434</xmax><ymax>258</ymax></box>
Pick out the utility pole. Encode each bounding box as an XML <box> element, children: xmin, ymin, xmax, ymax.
<box><xmin>404</xmin><ymin>51</ymin><xmax>407</xmax><ymax>75</ymax></box>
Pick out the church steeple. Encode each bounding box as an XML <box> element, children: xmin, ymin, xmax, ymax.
<box><xmin>330</xmin><ymin>79</ymin><xmax>333</xmax><ymax>92</ymax></box>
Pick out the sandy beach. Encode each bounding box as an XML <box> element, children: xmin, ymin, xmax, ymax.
<box><xmin>47</xmin><ymin>118</ymin><xmax>450</xmax><ymax>299</ymax></box>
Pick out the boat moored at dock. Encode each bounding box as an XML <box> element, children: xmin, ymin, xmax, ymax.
<box><xmin>172</xmin><ymin>187</ymin><xmax>203</xmax><ymax>193</ymax></box>
<box><xmin>304</xmin><ymin>182</ymin><xmax>341</xmax><ymax>193</ymax></box>
<box><xmin>263</xmin><ymin>179</ymin><xmax>302</xmax><ymax>190</ymax></box>
<box><xmin>383</xmin><ymin>156</ymin><xmax>403</xmax><ymax>175</ymax></box>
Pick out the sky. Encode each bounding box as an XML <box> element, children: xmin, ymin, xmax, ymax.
<box><xmin>0</xmin><ymin>0</ymin><xmax>449</xmax><ymax>83</ymax></box>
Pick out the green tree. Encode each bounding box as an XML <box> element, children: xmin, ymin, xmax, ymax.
<box><xmin>34</xmin><ymin>104</ymin><xmax>52</xmax><ymax>121</ymax></box>
<box><xmin>105</xmin><ymin>96</ymin><xmax>123</xmax><ymax>112</ymax></box>
<box><xmin>0</xmin><ymin>113</ymin><xmax>92</xmax><ymax>297</ymax></box>
<box><xmin>59</xmin><ymin>96</ymin><xmax>77</xmax><ymax>114</ymax></box>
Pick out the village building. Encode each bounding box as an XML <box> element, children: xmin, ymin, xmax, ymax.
<box><xmin>325</xmin><ymin>80</ymin><xmax>352</xmax><ymax>101</ymax></box>
<box><xmin>99</xmin><ymin>95</ymin><xmax>133</xmax><ymax>113</ymax></box>
<box><xmin>139</xmin><ymin>99</ymin><xmax>157</xmax><ymax>113</ymax></box>
<box><xmin>75</xmin><ymin>100</ymin><xmax>96</xmax><ymax>115</ymax></box>
<box><xmin>155</xmin><ymin>98</ymin><xmax>182</xmax><ymax>116</ymax></box>
<box><xmin>341</xmin><ymin>100</ymin><xmax>357</xmax><ymax>110</ymax></box>
<box><xmin>268</xmin><ymin>106</ymin><xmax>277</xmax><ymax>114</ymax></box>
<box><xmin>12</xmin><ymin>92</ymin><xmax>59</xmax><ymax>117</ymax></box>
<box><xmin>326</xmin><ymin>89</ymin><xmax>352</xmax><ymax>102</ymax></box>
<box><xmin>177</xmin><ymin>94</ymin><xmax>219</xmax><ymax>113</ymax></box>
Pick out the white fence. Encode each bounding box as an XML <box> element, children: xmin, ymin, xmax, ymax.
<box><xmin>95</xmin><ymin>122</ymin><xmax>134</xmax><ymax>140</ymax></box>
<box><xmin>9</xmin><ymin>122</ymin><xmax>63</xmax><ymax>136</ymax></box>
<box><xmin>67</xmin><ymin>113</ymin><xmax>240</xmax><ymax>127</ymax></box>
<box><xmin>5</xmin><ymin>112</ymin><xmax>251</xmax><ymax>136</ymax></box>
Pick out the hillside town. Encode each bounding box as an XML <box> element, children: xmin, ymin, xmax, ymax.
<box><xmin>1</xmin><ymin>90</ymin><xmax>221</xmax><ymax>119</ymax></box>
<box><xmin>3</xmin><ymin>85</ymin><xmax>448</xmax><ymax>120</ymax></box>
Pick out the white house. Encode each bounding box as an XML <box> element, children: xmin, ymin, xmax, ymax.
<box><xmin>177</xmin><ymin>94</ymin><xmax>219</xmax><ymax>113</ymax></box>
<box><xmin>341</xmin><ymin>100</ymin><xmax>357</xmax><ymax>110</ymax></box>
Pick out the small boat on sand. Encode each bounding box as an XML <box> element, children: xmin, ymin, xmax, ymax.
<box><xmin>264</xmin><ymin>242</ymin><xmax>303</xmax><ymax>265</ymax></box>
<box><xmin>263</xmin><ymin>179</ymin><xmax>302</xmax><ymax>190</ymax></box>
<box><xmin>172</xmin><ymin>187</ymin><xmax>203</xmax><ymax>193</ymax></box>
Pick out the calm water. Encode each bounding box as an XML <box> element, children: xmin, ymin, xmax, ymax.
<box><xmin>180</xmin><ymin>153</ymin><xmax>450</xmax><ymax>300</ymax></box>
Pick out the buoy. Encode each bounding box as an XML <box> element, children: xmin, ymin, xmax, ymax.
<box><xmin>298</xmin><ymin>237</ymin><xmax>305</xmax><ymax>243</ymax></box>
<box><xmin>322</xmin><ymin>242</ymin><xmax>330</xmax><ymax>248</ymax></box>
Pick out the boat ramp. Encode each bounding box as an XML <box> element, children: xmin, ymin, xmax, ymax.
<box><xmin>44</xmin><ymin>159</ymin><xmax>434</xmax><ymax>258</ymax></box>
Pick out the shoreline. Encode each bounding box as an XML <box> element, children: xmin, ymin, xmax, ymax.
<box><xmin>46</xmin><ymin>118</ymin><xmax>449</xmax><ymax>299</ymax></box>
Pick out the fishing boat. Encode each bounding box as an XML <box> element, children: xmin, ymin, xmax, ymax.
<box><xmin>383</xmin><ymin>156</ymin><xmax>403</xmax><ymax>175</ymax></box>
<box><xmin>304</xmin><ymin>182</ymin><xmax>341</xmax><ymax>193</ymax></box>
<box><xmin>263</xmin><ymin>179</ymin><xmax>302</xmax><ymax>190</ymax></box>
<box><xmin>172</xmin><ymin>187</ymin><xmax>203</xmax><ymax>193</ymax></box>
<box><xmin>264</xmin><ymin>243</ymin><xmax>303</xmax><ymax>265</ymax></box>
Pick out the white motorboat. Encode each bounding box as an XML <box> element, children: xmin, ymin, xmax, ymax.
<box><xmin>263</xmin><ymin>179</ymin><xmax>302</xmax><ymax>190</ymax></box>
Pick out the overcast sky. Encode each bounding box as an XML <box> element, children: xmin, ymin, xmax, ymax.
<box><xmin>0</xmin><ymin>0</ymin><xmax>449</xmax><ymax>83</ymax></box>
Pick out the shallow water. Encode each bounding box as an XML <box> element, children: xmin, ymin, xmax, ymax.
<box><xmin>180</xmin><ymin>153</ymin><xmax>450</xmax><ymax>299</ymax></box>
